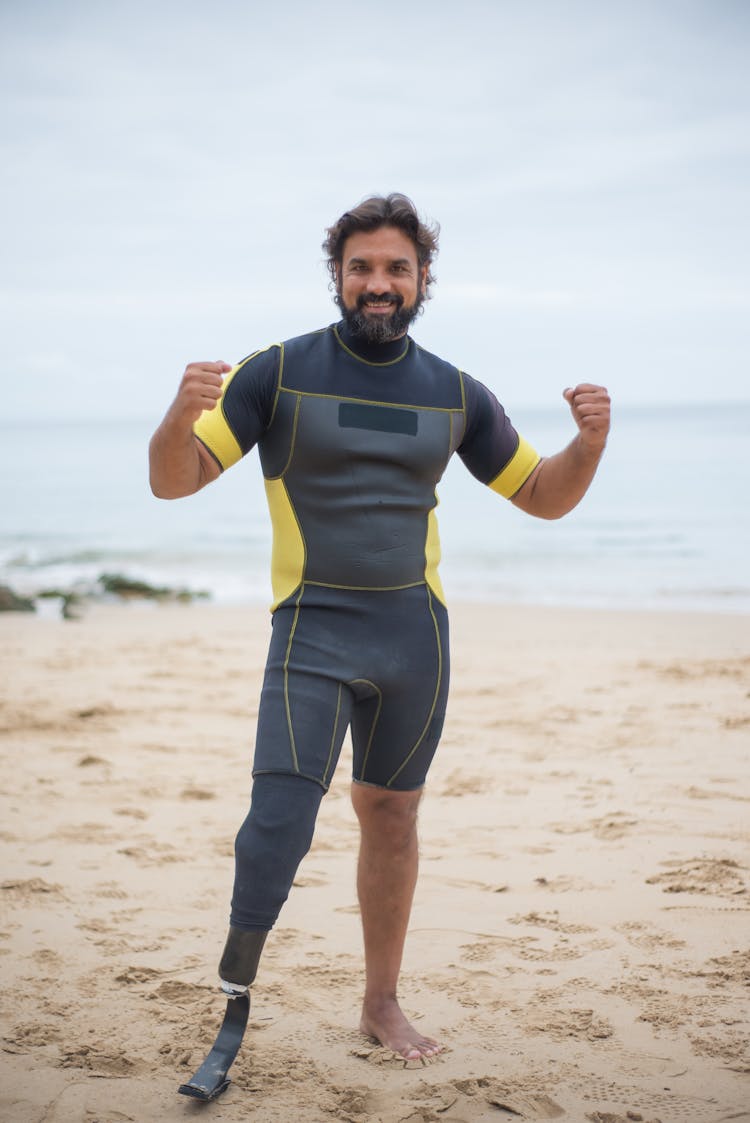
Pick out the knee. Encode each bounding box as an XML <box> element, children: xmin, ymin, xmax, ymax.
<box><xmin>235</xmin><ymin>773</ymin><xmax>323</xmax><ymax>866</ymax></box>
<box><xmin>231</xmin><ymin>773</ymin><xmax>325</xmax><ymax>930</ymax></box>
<box><xmin>351</xmin><ymin>784</ymin><xmax>422</xmax><ymax>844</ymax></box>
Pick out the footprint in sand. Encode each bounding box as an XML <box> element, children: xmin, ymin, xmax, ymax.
<box><xmin>76</xmin><ymin>753</ymin><xmax>110</xmax><ymax>767</ymax></box>
<box><xmin>117</xmin><ymin>840</ymin><xmax>181</xmax><ymax>866</ymax></box>
<box><xmin>1</xmin><ymin>877</ymin><xmax>65</xmax><ymax>901</ymax></box>
<box><xmin>58</xmin><ymin>1044</ymin><xmax>145</xmax><ymax>1077</ymax></box>
<box><xmin>646</xmin><ymin>856</ymin><xmax>747</xmax><ymax>897</ymax></box>
<box><xmin>4</xmin><ymin>1021</ymin><xmax>63</xmax><ymax>1050</ymax></box>
<box><xmin>179</xmin><ymin>785</ymin><xmax>216</xmax><ymax>800</ymax></box>
<box><xmin>508</xmin><ymin>910</ymin><xmax>596</xmax><ymax>935</ymax></box>
<box><xmin>614</xmin><ymin>921</ymin><xmax>686</xmax><ymax>950</ymax></box>
<box><xmin>520</xmin><ymin>1004</ymin><xmax>614</xmax><ymax>1041</ymax></box>
<box><xmin>548</xmin><ymin>811</ymin><xmax>639</xmax><ymax>841</ymax></box>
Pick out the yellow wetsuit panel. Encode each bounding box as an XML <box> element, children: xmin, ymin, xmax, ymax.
<box><xmin>264</xmin><ymin>477</ymin><xmax>307</xmax><ymax>610</ymax></box>
<box><xmin>487</xmin><ymin>436</ymin><xmax>540</xmax><ymax>499</ymax></box>
<box><xmin>424</xmin><ymin>504</ymin><xmax>446</xmax><ymax>607</ymax></box>
<box><xmin>193</xmin><ymin>364</ymin><xmax>245</xmax><ymax>470</ymax></box>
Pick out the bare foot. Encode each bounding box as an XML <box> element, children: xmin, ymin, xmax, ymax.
<box><xmin>360</xmin><ymin>996</ymin><xmax>443</xmax><ymax>1060</ymax></box>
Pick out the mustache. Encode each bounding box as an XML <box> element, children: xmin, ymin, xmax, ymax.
<box><xmin>356</xmin><ymin>293</ymin><xmax>403</xmax><ymax>309</ymax></box>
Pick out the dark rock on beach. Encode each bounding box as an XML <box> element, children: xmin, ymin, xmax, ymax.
<box><xmin>0</xmin><ymin>585</ymin><xmax>36</xmax><ymax>613</ymax></box>
<box><xmin>98</xmin><ymin>573</ymin><xmax>209</xmax><ymax>603</ymax></box>
<box><xmin>0</xmin><ymin>574</ymin><xmax>210</xmax><ymax>619</ymax></box>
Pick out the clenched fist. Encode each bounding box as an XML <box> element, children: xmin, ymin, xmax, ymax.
<box><xmin>174</xmin><ymin>361</ymin><xmax>232</xmax><ymax>425</ymax></box>
<box><xmin>563</xmin><ymin>384</ymin><xmax>610</xmax><ymax>452</ymax></box>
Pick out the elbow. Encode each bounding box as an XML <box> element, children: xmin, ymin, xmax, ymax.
<box><xmin>148</xmin><ymin>461</ymin><xmax>175</xmax><ymax>499</ymax></box>
<box><xmin>150</xmin><ymin>482</ymin><xmax>174</xmax><ymax>500</ymax></box>
<box><xmin>536</xmin><ymin>498</ymin><xmax>583</xmax><ymax>521</ymax></box>
<box><xmin>149</xmin><ymin>476</ymin><xmax>197</xmax><ymax>500</ymax></box>
<box><xmin>149</xmin><ymin>477</ymin><xmax>177</xmax><ymax>500</ymax></box>
<box><xmin>148</xmin><ymin>464</ymin><xmax>191</xmax><ymax>500</ymax></box>
<box><xmin>515</xmin><ymin>497</ymin><xmax>581</xmax><ymax>521</ymax></box>
<box><xmin>540</xmin><ymin>499</ymin><xmax>581</xmax><ymax>521</ymax></box>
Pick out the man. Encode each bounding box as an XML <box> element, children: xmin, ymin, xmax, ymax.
<box><xmin>149</xmin><ymin>194</ymin><xmax>610</xmax><ymax>1096</ymax></box>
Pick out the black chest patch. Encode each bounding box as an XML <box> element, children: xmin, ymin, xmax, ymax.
<box><xmin>338</xmin><ymin>402</ymin><xmax>419</xmax><ymax>436</ymax></box>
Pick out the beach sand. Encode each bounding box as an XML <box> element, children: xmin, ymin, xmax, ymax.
<box><xmin>1</xmin><ymin>601</ymin><xmax>748</xmax><ymax>1122</ymax></box>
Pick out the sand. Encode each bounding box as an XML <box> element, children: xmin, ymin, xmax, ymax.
<box><xmin>1</xmin><ymin>600</ymin><xmax>748</xmax><ymax>1123</ymax></box>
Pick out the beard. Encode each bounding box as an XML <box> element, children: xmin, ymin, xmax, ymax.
<box><xmin>337</xmin><ymin>291</ymin><xmax>424</xmax><ymax>345</ymax></box>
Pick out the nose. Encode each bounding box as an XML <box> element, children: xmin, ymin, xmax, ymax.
<box><xmin>365</xmin><ymin>268</ymin><xmax>393</xmax><ymax>294</ymax></box>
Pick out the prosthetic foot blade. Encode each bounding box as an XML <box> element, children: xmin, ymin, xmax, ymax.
<box><xmin>177</xmin><ymin>993</ymin><xmax>250</xmax><ymax>1101</ymax></box>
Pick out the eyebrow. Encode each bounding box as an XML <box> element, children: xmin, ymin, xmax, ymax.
<box><xmin>346</xmin><ymin>256</ymin><xmax>414</xmax><ymax>268</ymax></box>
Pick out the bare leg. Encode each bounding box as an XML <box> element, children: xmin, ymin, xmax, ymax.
<box><xmin>350</xmin><ymin>782</ymin><xmax>442</xmax><ymax>1060</ymax></box>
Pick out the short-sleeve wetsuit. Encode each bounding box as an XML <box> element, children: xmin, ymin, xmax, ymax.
<box><xmin>194</xmin><ymin>321</ymin><xmax>539</xmax><ymax>930</ymax></box>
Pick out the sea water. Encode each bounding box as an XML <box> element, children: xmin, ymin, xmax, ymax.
<box><xmin>1</xmin><ymin>402</ymin><xmax>748</xmax><ymax>614</ymax></box>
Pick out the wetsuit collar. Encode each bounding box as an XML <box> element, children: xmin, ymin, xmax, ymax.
<box><xmin>333</xmin><ymin>321</ymin><xmax>411</xmax><ymax>365</ymax></box>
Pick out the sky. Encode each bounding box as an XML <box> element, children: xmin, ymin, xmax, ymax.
<box><xmin>2</xmin><ymin>0</ymin><xmax>749</xmax><ymax>421</ymax></box>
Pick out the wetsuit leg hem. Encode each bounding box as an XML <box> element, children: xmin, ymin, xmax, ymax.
<box><xmin>351</xmin><ymin>777</ymin><xmax>426</xmax><ymax>793</ymax></box>
<box><xmin>252</xmin><ymin>766</ymin><xmax>329</xmax><ymax>792</ymax></box>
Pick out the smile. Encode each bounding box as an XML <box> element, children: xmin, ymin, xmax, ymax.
<box><xmin>363</xmin><ymin>302</ymin><xmax>396</xmax><ymax>313</ymax></box>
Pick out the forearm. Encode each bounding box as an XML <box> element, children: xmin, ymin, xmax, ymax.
<box><xmin>513</xmin><ymin>434</ymin><xmax>605</xmax><ymax>520</ymax></box>
<box><xmin>149</xmin><ymin>360</ymin><xmax>228</xmax><ymax>498</ymax></box>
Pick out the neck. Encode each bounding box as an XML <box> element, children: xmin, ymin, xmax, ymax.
<box><xmin>335</xmin><ymin>321</ymin><xmax>410</xmax><ymax>363</ymax></box>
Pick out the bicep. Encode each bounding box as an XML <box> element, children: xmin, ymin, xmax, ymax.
<box><xmin>458</xmin><ymin>374</ymin><xmax>540</xmax><ymax>499</ymax></box>
<box><xmin>509</xmin><ymin>459</ymin><xmax>543</xmax><ymax>512</ymax></box>
<box><xmin>195</xmin><ymin>436</ymin><xmax>222</xmax><ymax>489</ymax></box>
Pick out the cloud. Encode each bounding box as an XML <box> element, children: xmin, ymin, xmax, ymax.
<box><xmin>1</xmin><ymin>0</ymin><xmax>748</xmax><ymax>417</ymax></box>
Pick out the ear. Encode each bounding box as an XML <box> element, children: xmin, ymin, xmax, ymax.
<box><xmin>419</xmin><ymin>263</ymin><xmax>429</xmax><ymax>297</ymax></box>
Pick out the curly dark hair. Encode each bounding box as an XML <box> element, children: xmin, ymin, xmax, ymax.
<box><xmin>323</xmin><ymin>193</ymin><xmax>440</xmax><ymax>296</ymax></box>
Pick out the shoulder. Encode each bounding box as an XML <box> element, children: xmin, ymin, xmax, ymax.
<box><xmin>279</xmin><ymin>325</ymin><xmax>333</xmax><ymax>357</ymax></box>
<box><xmin>460</xmin><ymin>370</ymin><xmax>509</xmax><ymax>422</ymax></box>
<box><xmin>410</xmin><ymin>339</ymin><xmax>461</xmax><ymax>379</ymax></box>
<box><xmin>230</xmin><ymin>325</ymin><xmax>330</xmax><ymax>377</ymax></box>
<box><xmin>404</xmin><ymin>339</ymin><xmax>465</xmax><ymax>410</ymax></box>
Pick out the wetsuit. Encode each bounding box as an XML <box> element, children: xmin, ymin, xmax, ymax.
<box><xmin>194</xmin><ymin>322</ymin><xmax>539</xmax><ymax>929</ymax></box>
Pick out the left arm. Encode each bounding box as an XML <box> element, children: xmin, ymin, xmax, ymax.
<box><xmin>511</xmin><ymin>383</ymin><xmax>610</xmax><ymax>519</ymax></box>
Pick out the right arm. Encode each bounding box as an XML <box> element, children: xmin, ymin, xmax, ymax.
<box><xmin>149</xmin><ymin>361</ymin><xmax>231</xmax><ymax>498</ymax></box>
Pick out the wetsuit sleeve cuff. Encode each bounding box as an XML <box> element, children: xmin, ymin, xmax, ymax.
<box><xmin>487</xmin><ymin>436</ymin><xmax>540</xmax><ymax>498</ymax></box>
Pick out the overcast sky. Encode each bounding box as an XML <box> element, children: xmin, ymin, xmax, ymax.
<box><xmin>2</xmin><ymin>0</ymin><xmax>748</xmax><ymax>421</ymax></box>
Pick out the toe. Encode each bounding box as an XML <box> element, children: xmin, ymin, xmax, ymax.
<box><xmin>401</xmin><ymin>1046</ymin><xmax>421</xmax><ymax>1060</ymax></box>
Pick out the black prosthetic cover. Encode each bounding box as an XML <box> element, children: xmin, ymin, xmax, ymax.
<box><xmin>219</xmin><ymin>928</ymin><xmax>267</xmax><ymax>988</ymax></box>
<box><xmin>230</xmin><ymin>773</ymin><xmax>324</xmax><ymax>930</ymax></box>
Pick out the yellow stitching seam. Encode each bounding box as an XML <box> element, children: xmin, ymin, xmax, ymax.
<box><xmin>253</xmin><ymin>767</ymin><xmax>327</xmax><ymax>791</ymax></box>
<box><xmin>457</xmin><ymin>370</ymin><xmax>468</xmax><ymax>444</ymax></box>
<box><xmin>322</xmin><ymin>683</ymin><xmax>343</xmax><ymax>787</ymax></box>
<box><xmin>305</xmin><ymin>579</ymin><xmax>425</xmax><ymax>593</ymax></box>
<box><xmin>349</xmin><ymin>678</ymin><xmax>383</xmax><ymax>781</ymax></box>
<box><xmin>266</xmin><ymin>393</ymin><xmax>301</xmax><ymax>481</ymax></box>
<box><xmin>276</xmin><ymin>385</ymin><xmax>462</xmax><ymax>415</ymax></box>
<box><xmin>266</xmin><ymin>341</ymin><xmax>285</xmax><ymax>429</ymax></box>
<box><xmin>387</xmin><ymin>587</ymin><xmax>442</xmax><ymax>787</ymax></box>
<box><xmin>282</xmin><ymin>585</ymin><xmax>305</xmax><ymax>772</ymax></box>
<box><xmin>333</xmin><ymin>325</ymin><xmax>409</xmax><ymax>366</ymax></box>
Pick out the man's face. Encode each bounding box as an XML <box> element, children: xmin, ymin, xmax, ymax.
<box><xmin>336</xmin><ymin>225</ymin><xmax>427</xmax><ymax>344</ymax></box>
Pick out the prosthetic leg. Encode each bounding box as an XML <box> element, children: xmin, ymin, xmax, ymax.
<box><xmin>178</xmin><ymin>774</ymin><xmax>323</xmax><ymax>1098</ymax></box>
<box><xmin>178</xmin><ymin>929</ymin><xmax>267</xmax><ymax>1101</ymax></box>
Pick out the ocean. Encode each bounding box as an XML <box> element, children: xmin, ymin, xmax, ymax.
<box><xmin>2</xmin><ymin>402</ymin><xmax>748</xmax><ymax>616</ymax></box>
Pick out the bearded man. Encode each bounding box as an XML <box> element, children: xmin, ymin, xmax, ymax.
<box><xmin>149</xmin><ymin>193</ymin><xmax>610</xmax><ymax>1098</ymax></box>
